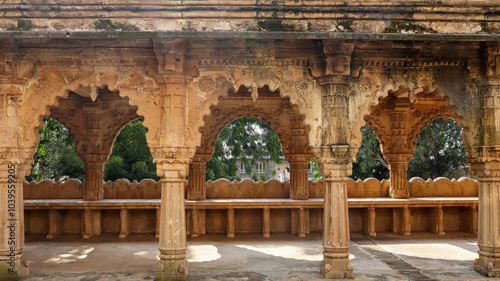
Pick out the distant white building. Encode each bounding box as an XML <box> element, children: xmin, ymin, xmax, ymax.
<box><xmin>236</xmin><ymin>157</ymin><xmax>314</xmax><ymax>182</ymax></box>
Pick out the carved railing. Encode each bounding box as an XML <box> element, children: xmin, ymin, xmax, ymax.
<box><xmin>24</xmin><ymin>177</ymin><xmax>478</xmax><ymax>200</ymax></box>
<box><xmin>23</xmin><ymin>177</ymin><xmax>478</xmax><ymax>238</ymax></box>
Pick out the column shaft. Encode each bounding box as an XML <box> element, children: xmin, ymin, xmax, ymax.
<box><xmin>82</xmin><ymin>155</ymin><xmax>106</xmax><ymax>201</ymax></box>
<box><xmin>321</xmin><ymin>176</ymin><xmax>353</xmax><ymax>278</ymax></box>
<box><xmin>157</xmin><ymin>177</ymin><xmax>188</xmax><ymax>281</ymax></box>
<box><xmin>187</xmin><ymin>161</ymin><xmax>206</xmax><ymax>200</ymax></box>
<box><xmin>289</xmin><ymin>161</ymin><xmax>309</xmax><ymax>199</ymax></box>
<box><xmin>0</xmin><ymin>163</ymin><xmax>29</xmax><ymax>279</ymax></box>
<box><xmin>474</xmin><ymin>176</ymin><xmax>500</xmax><ymax>277</ymax></box>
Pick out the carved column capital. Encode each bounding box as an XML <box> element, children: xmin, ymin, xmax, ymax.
<box><xmin>313</xmin><ymin>145</ymin><xmax>355</xmax><ymax>180</ymax></box>
<box><xmin>469</xmin><ymin>146</ymin><xmax>500</xmax><ymax>178</ymax></box>
<box><xmin>384</xmin><ymin>153</ymin><xmax>414</xmax><ymax>164</ymax></box>
<box><xmin>153</xmin><ymin>146</ymin><xmax>196</xmax><ymax>180</ymax></box>
<box><xmin>322</xmin><ymin>40</ymin><xmax>355</xmax><ymax>77</ymax></box>
<box><xmin>483</xmin><ymin>42</ymin><xmax>500</xmax><ymax>79</ymax></box>
<box><xmin>153</xmin><ymin>38</ymin><xmax>188</xmax><ymax>75</ymax></box>
<box><xmin>80</xmin><ymin>154</ymin><xmax>107</xmax><ymax>164</ymax></box>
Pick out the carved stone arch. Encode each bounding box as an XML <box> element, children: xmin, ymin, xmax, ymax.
<box><xmin>115</xmin><ymin>72</ymin><xmax>163</xmax><ymax>148</ymax></box>
<box><xmin>23</xmin><ymin>66</ymin><xmax>163</xmax><ymax>162</ymax></box>
<box><xmin>23</xmin><ymin>66</ymin><xmax>121</xmax><ymax>147</ymax></box>
<box><xmin>406</xmin><ymin>101</ymin><xmax>460</xmax><ymax>148</ymax></box>
<box><xmin>105</xmin><ymin>115</ymin><xmax>143</xmax><ymax>159</ymax></box>
<box><xmin>201</xmin><ymin>104</ymin><xmax>290</xmax><ymax>158</ymax></box>
<box><xmin>48</xmin><ymin>91</ymin><xmax>141</xmax><ymax>161</ymax></box>
<box><xmin>351</xmin><ymin>64</ymin><xmax>477</xmax><ymax>154</ymax></box>
<box><xmin>188</xmin><ymin>66</ymin><xmax>322</xmax><ymax>149</ymax></box>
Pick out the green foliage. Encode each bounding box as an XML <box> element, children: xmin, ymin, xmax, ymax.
<box><xmin>408</xmin><ymin>118</ymin><xmax>468</xmax><ymax>179</ymax></box>
<box><xmin>26</xmin><ymin>117</ymin><xmax>85</xmax><ymax>182</ymax></box>
<box><xmin>351</xmin><ymin>125</ymin><xmax>389</xmax><ymax>181</ymax></box>
<box><xmin>310</xmin><ymin>157</ymin><xmax>322</xmax><ymax>181</ymax></box>
<box><xmin>206</xmin><ymin>117</ymin><xmax>284</xmax><ymax>181</ymax></box>
<box><xmin>104</xmin><ymin>119</ymin><xmax>159</xmax><ymax>182</ymax></box>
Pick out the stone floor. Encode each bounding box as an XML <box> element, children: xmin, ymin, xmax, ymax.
<box><xmin>20</xmin><ymin>231</ymin><xmax>487</xmax><ymax>281</ymax></box>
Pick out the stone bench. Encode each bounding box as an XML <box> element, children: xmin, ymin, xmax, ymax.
<box><xmin>23</xmin><ymin>197</ymin><xmax>478</xmax><ymax>239</ymax></box>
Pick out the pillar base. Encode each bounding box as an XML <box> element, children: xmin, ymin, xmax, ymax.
<box><xmin>0</xmin><ymin>256</ymin><xmax>29</xmax><ymax>281</ymax></box>
<box><xmin>83</xmin><ymin>192</ymin><xmax>104</xmax><ymax>201</ymax></box>
<box><xmin>156</xmin><ymin>257</ymin><xmax>188</xmax><ymax>281</ymax></box>
<box><xmin>389</xmin><ymin>188</ymin><xmax>409</xmax><ymax>199</ymax></box>
<box><xmin>474</xmin><ymin>250</ymin><xmax>500</xmax><ymax>277</ymax></box>
<box><xmin>186</xmin><ymin>189</ymin><xmax>205</xmax><ymax>201</ymax></box>
<box><xmin>320</xmin><ymin>253</ymin><xmax>353</xmax><ymax>279</ymax></box>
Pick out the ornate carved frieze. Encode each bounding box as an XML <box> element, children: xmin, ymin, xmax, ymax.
<box><xmin>188</xmin><ymin>66</ymin><xmax>321</xmax><ymax>148</ymax></box>
<box><xmin>351</xmin><ymin>54</ymin><xmax>477</xmax><ymax>150</ymax></box>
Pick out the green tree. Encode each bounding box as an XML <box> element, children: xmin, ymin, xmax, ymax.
<box><xmin>408</xmin><ymin>118</ymin><xmax>468</xmax><ymax>179</ymax></box>
<box><xmin>351</xmin><ymin>125</ymin><xmax>389</xmax><ymax>181</ymax></box>
<box><xmin>104</xmin><ymin>119</ymin><xmax>159</xmax><ymax>181</ymax></box>
<box><xmin>310</xmin><ymin>157</ymin><xmax>322</xmax><ymax>181</ymax></box>
<box><xmin>206</xmin><ymin>117</ymin><xmax>284</xmax><ymax>181</ymax></box>
<box><xmin>26</xmin><ymin>117</ymin><xmax>85</xmax><ymax>182</ymax></box>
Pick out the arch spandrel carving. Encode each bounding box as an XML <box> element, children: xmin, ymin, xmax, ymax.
<box><xmin>115</xmin><ymin>72</ymin><xmax>163</xmax><ymax>148</ymax></box>
<box><xmin>22</xmin><ymin>66</ymin><xmax>164</xmax><ymax>151</ymax></box>
<box><xmin>350</xmin><ymin>63</ymin><xmax>479</xmax><ymax>154</ymax></box>
<box><xmin>49</xmin><ymin>91</ymin><xmax>141</xmax><ymax>161</ymax></box>
<box><xmin>187</xmin><ymin>66</ymin><xmax>322</xmax><ymax>149</ymax></box>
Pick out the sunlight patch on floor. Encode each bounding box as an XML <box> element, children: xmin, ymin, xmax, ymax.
<box><xmin>133</xmin><ymin>250</ymin><xmax>160</xmax><ymax>260</ymax></box>
<box><xmin>44</xmin><ymin>246</ymin><xmax>94</xmax><ymax>264</ymax></box>
<box><xmin>235</xmin><ymin>244</ymin><xmax>323</xmax><ymax>261</ymax></box>
<box><xmin>378</xmin><ymin>243</ymin><xmax>478</xmax><ymax>261</ymax></box>
<box><xmin>187</xmin><ymin>245</ymin><xmax>221</xmax><ymax>262</ymax></box>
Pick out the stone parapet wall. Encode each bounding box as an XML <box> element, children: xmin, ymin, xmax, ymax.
<box><xmin>103</xmin><ymin>179</ymin><xmax>162</xmax><ymax>199</ymax></box>
<box><xmin>24</xmin><ymin>179</ymin><xmax>83</xmax><ymax>199</ymax></box>
<box><xmin>24</xmin><ymin>179</ymin><xmax>162</xmax><ymax>199</ymax></box>
<box><xmin>23</xmin><ymin>177</ymin><xmax>479</xmax><ymax>237</ymax></box>
<box><xmin>408</xmin><ymin>177</ymin><xmax>478</xmax><ymax>197</ymax></box>
<box><xmin>206</xmin><ymin>179</ymin><xmax>289</xmax><ymax>199</ymax></box>
<box><xmin>23</xmin><ymin>177</ymin><xmax>478</xmax><ymax>199</ymax></box>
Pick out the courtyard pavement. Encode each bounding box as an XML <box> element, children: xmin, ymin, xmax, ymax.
<box><xmin>21</xmin><ymin>231</ymin><xmax>487</xmax><ymax>281</ymax></box>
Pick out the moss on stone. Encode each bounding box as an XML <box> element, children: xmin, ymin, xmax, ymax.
<box><xmin>17</xmin><ymin>19</ymin><xmax>32</xmax><ymax>31</ymax></box>
<box><xmin>383</xmin><ymin>21</ymin><xmax>436</xmax><ymax>34</ymax></box>
<box><xmin>338</xmin><ymin>20</ymin><xmax>354</xmax><ymax>32</ymax></box>
<box><xmin>93</xmin><ymin>20</ymin><xmax>138</xmax><ymax>31</ymax></box>
<box><xmin>481</xmin><ymin>22</ymin><xmax>491</xmax><ymax>34</ymax></box>
<box><xmin>257</xmin><ymin>20</ymin><xmax>295</xmax><ymax>31</ymax></box>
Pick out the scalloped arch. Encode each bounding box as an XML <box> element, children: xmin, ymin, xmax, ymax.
<box><xmin>191</xmin><ymin>68</ymin><xmax>321</xmax><ymax>148</ymax></box>
<box><xmin>351</xmin><ymin>70</ymin><xmax>474</xmax><ymax>154</ymax></box>
<box><xmin>201</xmin><ymin>106</ymin><xmax>290</xmax><ymax>158</ymax></box>
<box><xmin>23</xmin><ymin>67</ymin><xmax>161</xmax><ymax>150</ymax></box>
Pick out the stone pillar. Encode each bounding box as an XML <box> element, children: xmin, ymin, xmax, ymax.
<box><xmin>385</xmin><ymin>154</ymin><xmax>413</xmax><ymax>199</ymax></box>
<box><xmin>471</xmin><ymin>159</ymin><xmax>500</xmax><ymax>277</ymax></box>
<box><xmin>319</xmin><ymin>147</ymin><xmax>354</xmax><ymax>279</ymax></box>
<box><xmin>156</xmin><ymin>160</ymin><xmax>190</xmax><ymax>281</ymax></box>
<box><xmin>152</xmin><ymin>38</ymin><xmax>194</xmax><ymax>280</ymax></box>
<box><xmin>81</xmin><ymin>154</ymin><xmax>106</xmax><ymax>201</ymax></box>
<box><xmin>471</xmin><ymin>43</ymin><xmax>500</xmax><ymax>277</ymax></box>
<box><xmin>384</xmin><ymin>108</ymin><xmax>411</xmax><ymax>199</ymax></box>
<box><xmin>187</xmin><ymin>154</ymin><xmax>209</xmax><ymax>200</ymax></box>
<box><xmin>289</xmin><ymin>157</ymin><xmax>310</xmax><ymax>200</ymax></box>
<box><xmin>0</xmin><ymin>161</ymin><xmax>30</xmax><ymax>280</ymax></box>
<box><xmin>315</xmin><ymin>40</ymin><xmax>355</xmax><ymax>279</ymax></box>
